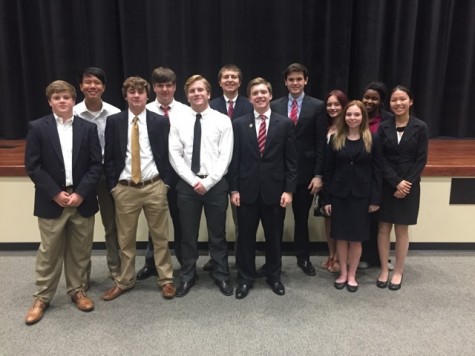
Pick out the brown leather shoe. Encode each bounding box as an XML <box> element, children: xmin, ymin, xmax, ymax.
<box><xmin>102</xmin><ymin>285</ymin><xmax>128</xmax><ymax>301</ymax></box>
<box><xmin>161</xmin><ymin>283</ymin><xmax>176</xmax><ymax>299</ymax></box>
<box><xmin>71</xmin><ymin>290</ymin><xmax>94</xmax><ymax>311</ymax></box>
<box><xmin>25</xmin><ymin>298</ymin><xmax>48</xmax><ymax>325</ymax></box>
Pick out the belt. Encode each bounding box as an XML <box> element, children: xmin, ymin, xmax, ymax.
<box><xmin>118</xmin><ymin>175</ymin><xmax>160</xmax><ymax>188</ymax></box>
<box><xmin>196</xmin><ymin>175</ymin><xmax>208</xmax><ymax>179</ymax></box>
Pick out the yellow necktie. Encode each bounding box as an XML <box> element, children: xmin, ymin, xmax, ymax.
<box><xmin>131</xmin><ymin>117</ymin><xmax>141</xmax><ymax>183</ymax></box>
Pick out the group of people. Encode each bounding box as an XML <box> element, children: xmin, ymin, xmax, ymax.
<box><xmin>23</xmin><ymin>62</ymin><xmax>428</xmax><ymax>325</ymax></box>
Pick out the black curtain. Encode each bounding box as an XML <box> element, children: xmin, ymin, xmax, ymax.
<box><xmin>1</xmin><ymin>0</ymin><xmax>474</xmax><ymax>139</ymax></box>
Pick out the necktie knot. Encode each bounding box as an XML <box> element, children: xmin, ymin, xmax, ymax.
<box><xmin>160</xmin><ymin>106</ymin><xmax>170</xmax><ymax>117</ymax></box>
<box><xmin>196</xmin><ymin>113</ymin><xmax>202</xmax><ymax>120</ymax></box>
<box><xmin>133</xmin><ymin>116</ymin><xmax>139</xmax><ymax>125</ymax></box>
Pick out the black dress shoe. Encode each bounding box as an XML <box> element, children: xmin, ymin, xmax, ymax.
<box><xmin>136</xmin><ymin>265</ymin><xmax>158</xmax><ymax>280</ymax></box>
<box><xmin>255</xmin><ymin>265</ymin><xmax>267</xmax><ymax>278</ymax></box>
<box><xmin>347</xmin><ymin>283</ymin><xmax>359</xmax><ymax>292</ymax></box>
<box><xmin>203</xmin><ymin>259</ymin><xmax>214</xmax><ymax>271</ymax></box>
<box><xmin>216</xmin><ymin>280</ymin><xmax>233</xmax><ymax>296</ymax></box>
<box><xmin>175</xmin><ymin>279</ymin><xmax>196</xmax><ymax>298</ymax></box>
<box><xmin>266</xmin><ymin>280</ymin><xmax>285</xmax><ymax>296</ymax></box>
<box><xmin>334</xmin><ymin>280</ymin><xmax>347</xmax><ymax>290</ymax></box>
<box><xmin>388</xmin><ymin>275</ymin><xmax>403</xmax><ymax>291</ymax></box>
<box><xmin>376</xmin><ymin>279</ymin><xmax>388</xmax><ymax>289</ymax></box>
<box><xmin>297</xmin><ymin>260</ymin><xmax>316</xmax><ymax>276</ymax></box>
<box><xmin>235</xmin><ymin>284</ymin><xmax>252</xmax><ymax>299</ymax></box>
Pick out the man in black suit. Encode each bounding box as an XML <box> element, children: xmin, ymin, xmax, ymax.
<box><xmin>102</xmin><ymin>76</ymin><xmax>176</xmax><ymax>301</ymax></box>
<box><xmin>229</xmin><ymin>77</ymin><xmax>298</xmax><ymax>299</ymax></box>
<box><xmin>24</xmin><ymin>80</ymin><xmax>102</xmax><ymax>325</ymax></box>
<box><xmin>205</xmin><ymin>64</ymin><xmax>253</xmax><ymax>271</ymax></box>
<box><xmin>269</xmin><ymin>63</ymin><xmax>326</xmax><ymax>276</ymax></box>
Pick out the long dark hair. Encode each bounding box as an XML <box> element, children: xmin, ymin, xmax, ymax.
<box><xmin>325</xmin><ymin>89</ymin><xmax>349</xmax><ymax>128</ymax></box>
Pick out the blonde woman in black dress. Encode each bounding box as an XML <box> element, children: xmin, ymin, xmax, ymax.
<box><xmin>376</xmin><ymin>86</ymin><xmax>429</xmax><ymax>291</ymax></box>
<box><xmin>324</xmin><ymin>101</ymin><xmax>382</xmax><ymax>292</ymax></box>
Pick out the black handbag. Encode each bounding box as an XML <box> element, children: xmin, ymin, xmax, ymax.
<box><xmin>313</xmin><ymin>193</ymin><xmax>329</xmax><ymax>217</ymax></box>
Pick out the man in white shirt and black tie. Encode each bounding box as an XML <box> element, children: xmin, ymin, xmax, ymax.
<box><xmin>169</xmin><ymin>75</ymin><xmax>234</xmax><ymax>297</ymax></box>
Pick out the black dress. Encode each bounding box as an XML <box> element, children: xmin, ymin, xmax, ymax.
<box><xmin>327</xmin><ymin>139</ymin><xmax>374</xmax><ymax>242</ymax></box>
<box><xmin>377</xmin><ymin>116</ymin><xmax>429</xmax><ymax>225</ymax></box>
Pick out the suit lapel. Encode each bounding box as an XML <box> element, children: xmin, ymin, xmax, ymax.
<box><xmin>398</xmin><ymin>116</ymin><xmax>417</xmax><ymax>146</ymax></box>
<box><xmin>72</xmin><ymin>116</ymin><xmax>84</xmax><ymax>167</ymax></box>
<box><xmin>246</xmin><ymin>114</ymin><xmax>260</xmax><ymax>156</ymax></box>
<box><xmin>118</xmin><ymin>113</ymin><xmax>129</xmax><ymax>160</ymax></box>
<box><xmin>264</xmin><ymin>113</ymin><xmax>279</xmax><ymax>154</ymax></box>
<box><xmin>381</xmin><ymin>117</ymin><xmax>398</xmax><ymax>149</ymax></box>
<box><xmin>45</xmin><ymin>115</ymin><xmax>64</xmax><ymax>165</ymax></box>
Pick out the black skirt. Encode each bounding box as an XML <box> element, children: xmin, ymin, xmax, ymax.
<box><xmin>377</xmin><ymin>181</ymin><xmax>420</xmax><ymax>225</ymax></box>
<box><xmin>330</xmin><ymin>195</ymin><xmax>371</xmax><ymax>242</ymax></box>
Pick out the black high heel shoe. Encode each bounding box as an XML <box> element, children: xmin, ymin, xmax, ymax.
<box><xmin>376</xmin><ymin>274</ymin><xmax>389</xmax><ymax>288</ymax></box>
<box><xmin>388</xmin><ymin>274</ymin><xmax>403</xmax><ymax>291</ymax></box>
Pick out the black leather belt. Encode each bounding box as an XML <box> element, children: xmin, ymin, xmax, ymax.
<box><xmin>118</xmin><ymin>175</ymin><xmax>160</xmax><ymax>188</ymax></box>
<box><xmin>196</xmin><ymin>175</ymin><xmax>208</xmax><ymax>179</ymax></box>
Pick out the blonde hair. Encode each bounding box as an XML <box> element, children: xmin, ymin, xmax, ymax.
<box><xmin>45</xmin><ymin>80</ymin><xmax>76</xmax><ymax>100</ymax></box>
<box><xmin>332</xmin><ymin>100</ymin><xmax>372</xmax><ymax>153</ymax></box>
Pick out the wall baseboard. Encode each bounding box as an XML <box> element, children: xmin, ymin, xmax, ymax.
<box><xmin>1</xmin><ymin>241</ymin><xmax>474</xmax><ymax>253</ymax></box>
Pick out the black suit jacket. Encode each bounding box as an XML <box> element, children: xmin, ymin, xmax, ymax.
<box><xmin>210</xmin><ymin>95</ymin><xmax>253</xmax><ymax>119</ymax></box>
<box><xmin>270</xmin><ymin>95</ymin><xmax>326</xmax><ymax>184</ymax></box>
<box><xmin>103</xmin><ymin>110</ymin><xmax>173</xmax><ymax>191</ymax></box>
<box><xmin>323</xmin><ymin>134</ymin><xmax>383</xmax><ymax>206</ymax></box>
<box><xmin>377</xmin><ymin>115</ymin><xmax>429</xmax><ymax>187</ymax></box>
<box><xmin>25</xmin><ymin>114</ymin><xmax>102</xmax><ymax>219</ymax></box>
<box><xmin>229</xmin><ymin>112</ymin><xmax>298</xmax><ymax>205</ymax></box>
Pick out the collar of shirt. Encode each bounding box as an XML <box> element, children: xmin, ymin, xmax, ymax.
<box><xmin>191</xmin><ymin>106</ymin><xmax>211</xmax><ymax>118</ymax></box>
<box><xmin>54</xmin><ymin>114</ymin><xmax>74</xmax><ymax>125</ymax></box>
<box><xmin>223</xmin><ymin>94</ymin><xmax>238</xmax><ymax>103</ymax></box>
<box><xmin>75</xmin><ymin>100</ymin><xmax>103</xmax><ymax>117</ymax></box>
<box><xmin>254</xmin><ymin>109</ymin><xmax>271</xmax><ymax>121</ymax></box>
<box><xmin>288</xmin><ymin>92</ymin><xmax>305</xmax><ymax>108</ymax></box>
<box><xmin>155</xmin><ymin>98</ymin><xmax>176</xmax><ymax>112</ymax></box>
<box><xmin>128</xmin><ymin>109</ymin><xmax>146</xmax><ymax>123</ymax></box>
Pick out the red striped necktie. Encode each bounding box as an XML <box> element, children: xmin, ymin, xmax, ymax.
<box><xmin>257</xmin><ymin>115</ymin><xmax>267</xmax><ymax>156</ymax></box>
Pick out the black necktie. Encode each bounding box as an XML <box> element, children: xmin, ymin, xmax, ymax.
<box><xmin>191</xmin><ymin>113</ymin><xmax>202</xmax><ymax>174</ymax></box>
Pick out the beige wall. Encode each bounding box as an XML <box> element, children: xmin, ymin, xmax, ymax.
<box><xmin>1</xmin><ymin>176</ymin><xmax>474</xmax><ymax>244</ymax></box>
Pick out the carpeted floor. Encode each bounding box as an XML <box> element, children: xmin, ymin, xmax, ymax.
<box><xmin>1</xmin><ymin>250</ymin><xmax>474</xmax><ymax>355</ymax></box>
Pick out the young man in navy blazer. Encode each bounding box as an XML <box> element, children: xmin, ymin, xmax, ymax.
<box><xmin>102</xmin><ymin>76</ymin><xmax>176</xmax><ymax>301</ymax></box>
<box><xmin>24</xmin><ymin>80</ymin><xmax>102</xmax><ymax>325</ymax></box>
<box><xmin>269</xmin><ymin>63</ymin><xmax>326</xmax><ymax>276</ymax></box>
<box><xmin>229</xmin><ymin>77</ymin><xmax>298</xmax><ymax>299</ymax></box>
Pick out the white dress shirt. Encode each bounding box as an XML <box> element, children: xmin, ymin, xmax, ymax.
<box><xmin>54</xmin><ymin>115</ymin><xmax>74</xmax><ymax>186</ymax></box>
<box><xmin>169</xmin><ymin>106</ymin><xmax>233</xmax><ymax>191</ymax></box>
<box><xmin>119</xmin><ymin>109</ymin><xmax>159</xmax><ymax>181</ymax></box>
<box><xmin>73</xmin><ymin>100</ymin><xmax>120</xmax><ymax>157</ymax></box>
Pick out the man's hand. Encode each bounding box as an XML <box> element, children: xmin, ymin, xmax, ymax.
<box><xmin>230</xmin><ymin>192</ymin><xmax>240</xmax><ymax>207</ymax></box>
<box><xmin>280</xmin><ymin>192</ymin><xmax>293</xmax><ymax>208</ymax></box>
<box><xmin>67</xmin><ymin>193</ymin><xmax>84</xmax><ymax>207</ymax></box>
<box><xmin>308</xmin><ymin>177</ymin><xmax>323</xmax><ymax>195</ymax></box>
<box><xmin>324</xmin><ymin>204</ymin><xmax>332</xmax><ymax>216</ymax></box>
<box><xmin>53</xmin><ymin>191</ymin><xmax>71</xmax><ymax>207</ymax></box>
<box><xmin>193</xmin><ymin>181</ymin><xmax>208</xmax><ymax>195</ymax></box>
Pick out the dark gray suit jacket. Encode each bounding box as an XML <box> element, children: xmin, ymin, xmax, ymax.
<box><xmin>270</xmin><ymin>95</ymin><xmax>326</xmax><ymax>184</ymax></box>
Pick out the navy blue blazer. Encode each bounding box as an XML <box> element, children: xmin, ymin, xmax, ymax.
<box><xmin>103</xmin><ymin>110</ymin><xmax>173</xmax><ymax>191</ymax></box>
<box><xmin>377</xmin><ymin>115</ymin><xmax>429</xmax><ymax>187</ymax></box>
<box><xmin>270</xmin><ymin>95</ymin><xmax>326</xmax><ymax>184</ymax></box>
<box><xmin>229</xmin><ymin>112</ymin><xmax>298</xmax><ymax>205</ymax></box>
<box><xmin>25</xmin><ymin>114</ymin><xmax>102</xmax><ymax>218</ymax></box>
<box><xmin>209</xmin><ymin>95</ymin><xmax>253</xmax><ymax>119</ymax></box>
<box><xmin>323</xmin><ymin>134</ymin><xmax>383</xmax><ymax>206</ymax></box>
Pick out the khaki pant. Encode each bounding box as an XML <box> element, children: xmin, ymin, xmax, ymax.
<box><xmin>112</xmin><ymin>179</ymin><xmax>173</xmax><ymax>289</ymax></box>
<box><xmin>35</xmin><ymin>207</ymin><xmax>94</xmax><ymax>303</ymax></box>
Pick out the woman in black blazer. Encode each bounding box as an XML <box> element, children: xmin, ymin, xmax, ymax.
<box><xmin>376</xmin><ymin>86</ymin><xmax>429</xmax><ymax>291</ymax></box>
<box><xmin>323</xmin><ymin>100</ymin><xmax>382</xmax><ymax>292</ymax></box>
